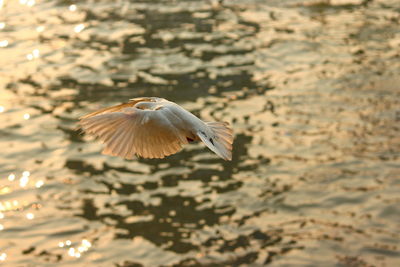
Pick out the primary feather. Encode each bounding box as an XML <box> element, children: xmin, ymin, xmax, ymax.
<box><xmin>79</xmin><ymin>97</ymin><xmax>233</xmax><ymax>160</ymax></box>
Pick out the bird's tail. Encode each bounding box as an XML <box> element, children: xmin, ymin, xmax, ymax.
<box><xmin>197</xmin><ymin>121</ymin><xmax>233</xmax><ymax>161</ymax></box>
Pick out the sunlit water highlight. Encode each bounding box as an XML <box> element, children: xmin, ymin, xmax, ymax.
<box><xmin>0</xmin><ymin>0</ymin><xmax>399</xmax><ymax>266</ymax></box>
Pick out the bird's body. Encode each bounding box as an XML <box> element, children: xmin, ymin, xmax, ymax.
<box><xmin>79</xmin><ymin>97</ymin><xmax>233</xmax><ymax>160</ymax></box>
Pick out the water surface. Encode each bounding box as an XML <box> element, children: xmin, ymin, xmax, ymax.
<box><xmin>0</xmin><ymin>0</ymin><xmax>399</xmax><ymax>266</ymax></box>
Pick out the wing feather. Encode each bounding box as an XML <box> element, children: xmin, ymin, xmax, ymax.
<box><xmin>114</xmin><ymin>124</ymin><xmax>132</xmax><ymax>157</ymax></box>
<box><xmin>107</xmin><ymin>121</ymin><xmax>129</xmax><ymax>155</ymax></box>
<box><xmin>79</xmin><ymin>97</ymin><xmax>153</xmax><ymax>120</ymax></box>
<box><xmin>196</xmin><ymin>121</ymin><xmax>233</xmax><ymax>161</ymax></box>
<box><xmin>79</xmin><ymin>104</ymin><xmax>187</xmax><ymax>159</ymax></box>
<box><xmin>121</xmin><ymin>123</ymin><xmax>136</xmax><ymax>158</ymax></box>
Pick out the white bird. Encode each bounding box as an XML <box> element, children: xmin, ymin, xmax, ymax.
<box><xmin>79</xmin><ymin>97</ymin><xmax>233</xmax><ymax>160</ymax></box>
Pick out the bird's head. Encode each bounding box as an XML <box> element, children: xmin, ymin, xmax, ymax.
<box><xmin>134</xmin><ymin>100</ymin><xmax>163</xmax><ymax>111</ymax></box>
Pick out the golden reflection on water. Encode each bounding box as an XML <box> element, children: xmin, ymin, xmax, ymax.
<box><xmin>59</xmin><ymin>239</ymin><xmax>92</xmax><ymax>258</ymax></box>
<box><xmin>19</xmin><ymin>171</ymin><xmax>30</xmax><ymax>187</ymax></box>
<box><xmin>19</xmin><ymin>0</ymin><xmax>35</xmax><ymax>7</ymax></box>
<box><xmin>25</xmin><ymin>212</ymin><xmax>34</xmax><ymax>220</ymax></box>
<box><xmin>35</xmin><ymin>180</ymin><xmax>44</xmax><ymax>188</ymax></box>
<box><xmin>0</xmin><ymin>187</ymin><xmax>11</xmax><ymax>194</ymax></box>
<box><xmin>0</xmin><ymin>40</ymin><xmax>8</xmax><ymax>47</ymax></box>
<box><xmin>26</xmin><ymin>49</ymin><xmax>40</xmax><ymax>61</ymax></box>
<box><xmin>0</xmin><ymin>167</ymin><xmax>46</xmax><ymax>244</ymax></box>
<box><xmin>19</xmin><ymin>176</ymin><xmax>29</xmax><ymax>187</ymax></box>
<box><xmin>4</xmin><ymin>171</ymin><xmax>45</xmax><ymax>195</ymax></box>
<box><xmin>69</xmin><ymin>4</ymin><xmax>77</xmax><ymax>12</ymax></box>
<box><xmin>7</xmin><ymin>174</ymin><xmax>15</xmax><ymax>181</ymax></box>
<box><xmin>0</xmin><ymin>253</ymin><xmax>6</xmax><ymax>262</ymax></box>
<box><xmin>32</xmin><ymin>49</ymin><xmax>39</xmax><ymax>58</ymax></box>
<box><xmin>36</xmin><ymin>25</ymin><xmax>44</xmax><ymax>32</ymax></box>
<box><xmin>0</xmin><ymin>200</ymin><xmax>20</xmax><ymax>212</ymax></box>
<box><xmin>74</xmin><ymin>24</ymin><xmax>85</xmax><ymax>33</ymax></box>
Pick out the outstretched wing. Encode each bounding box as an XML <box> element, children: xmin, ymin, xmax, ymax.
<box><xmin>79</xmin><ymin>104</ymin><xmax>188</xmax><ymax>159</ymax></box>
<box><xmin>79</xmin><ymin>97</ymin><xmax>153</xmax><ymax>120</ymax></box>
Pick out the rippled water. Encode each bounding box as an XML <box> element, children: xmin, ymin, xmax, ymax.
<box><xmin>1</xmin><ymin>0</ymin><xmax>400</xmax><ymax>266</ymax></box>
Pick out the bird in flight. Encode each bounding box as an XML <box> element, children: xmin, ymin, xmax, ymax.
<box><xmin>79</xmin><ymin>97</ymin><xmax>233</xmax><ymax>160</ymax></box>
